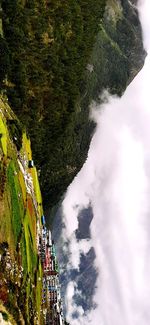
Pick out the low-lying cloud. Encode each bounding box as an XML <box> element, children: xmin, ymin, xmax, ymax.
<box><xmin>59</xmin><ymin>1</ymin><xmax>150</xmax><ymax>324</ymax></box>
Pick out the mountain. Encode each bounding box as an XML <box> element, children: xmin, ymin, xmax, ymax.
<box><xmin>0</xmin><ymin>0</ymin><xmax>145</xmax><ymax>214</ymax></box>
<box><xmin>52</xmin><ymin>0</ymin><xmax>147</xmax><ymax>319</ymax></box>
<box><xmin>0</xmin><ymin>0</ymin><xmax>146</xmax><ymax>323</ymax></box>
<box><xmin>0</xmin><ymin>96</ymin><xmax>65</xmax><ymax>324</ymax></box>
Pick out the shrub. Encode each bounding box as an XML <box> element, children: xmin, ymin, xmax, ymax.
<box><xmin>1</xmin><ymin>311</ymin><xmax>9</xmax><ymax>321</ymax></box>
<box><xmin>0</xmin><ymin>35</ymin><xmax>10</xmax><ymax>84</ymax></box>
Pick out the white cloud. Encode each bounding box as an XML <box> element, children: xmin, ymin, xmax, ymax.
<box><xmin>138</xmin><ymin>0</ymin><xmax>150</xmax><ymax>52</ymax></box>
<box><xmin>60</xmin><ymin>1</ymin><xmax>150</xmax><ymax>324</ymax></box>
<box><xmin>65</xmin><ymin>281</ymin><xmax>88</xmax><ymax>324</ymax></box>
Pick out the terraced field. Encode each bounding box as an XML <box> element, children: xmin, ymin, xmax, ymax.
<box><xmin>0</xmin><ymin>95</ymin><xmax>44</xmax><ymax>324</ymax></box>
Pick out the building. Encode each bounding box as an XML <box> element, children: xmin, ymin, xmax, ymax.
<box><xmin>39</xmin><ymin>226</ymin><xmax>64</xmax><ymax>324</ymax></box>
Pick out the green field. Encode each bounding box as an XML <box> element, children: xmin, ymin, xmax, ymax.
<box><xmin>0</xmin><ymin>116</ymin><xmax>7</xmax><ymax>156</ymax></box>
<box><xmin>0</xmin><ymin>97</ymin><xmax>43</xmax><ymax>324</ymax></box>
<box><xmin>7</xmin><ymin>160</ymin><xmax>24</xmax><ymax>245</ymax></box>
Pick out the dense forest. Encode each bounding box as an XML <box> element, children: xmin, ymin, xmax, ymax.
<box><xmin>0</xmin><ymin>0</ymin><xmax>145</xmax><ymax>211</ymax></box>
<box><xmin>1</xmin><ymin>0</ymin><xmax>106</xmax><ymax>209</ymax></box>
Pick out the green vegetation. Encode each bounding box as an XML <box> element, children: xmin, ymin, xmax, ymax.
<box><xmin>0</xmin><ymin>0</ymin><xmax>145</xmax><ymax>322</ymax></box>
<box><xmin>1</xmin><ymin>311</ymin><xmax>9</xmax><ymax>321</ymax></box>
<box><xmin>1</xmin><ymin>0</ymin><xmax>144</xmax><ymax>212</ymax></box>
<box><xmin>1</xmin><ymin>0</ymin><xmax>106</xmax><ymax>209</ymax></box>
<box><xmin>0</xmin><ymin>97</ymin><xmax>43</xmax><ymax>323</ymax></box>
<box><xmin>0</xmin><ymin>116</ymin><xmax>7</xmax><ymax>155</ymax></box>
<box><xmin>7</xmin><ymin>161</ymin><xmax>24</xmax><ymax>245</ymax></box>
<box><xmin>20</xmin><ymin>232</ymin><xmax>28</xmax><ymax>273</ymax></box>
<box><xmin>24</xmin><ymin>211</ymin><xmax>37</xmax><ymax>273</ymax></box>
<box><xmin>0</xmin><ymin>303</ymin><xmax>16</xmax><ymax>325</ymax></box>
<box><xmin>31</xmin><ymin>166</ymin><xmax>43</xmax><ymax>215</ymax></box>
<box><xmin>0</xmin><ymin>35</ymin><xmax>10</xmax><ymax>85</ymax></box>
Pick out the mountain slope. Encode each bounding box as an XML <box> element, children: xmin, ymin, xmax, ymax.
<box><xmin>0</xmin><ymin>95</ymin><xmax>44</xmax><ymax>323</ymax></box>
<box><xmin>1</xmin><ymin>0</ymin><xmax>145</xmax><ymax>213</ymax></box>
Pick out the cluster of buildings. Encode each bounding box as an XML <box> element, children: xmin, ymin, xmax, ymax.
<box><xmin>38</xmin><ymin>215</ymin><xmax>65</xmax><ymax>325</ymax></box>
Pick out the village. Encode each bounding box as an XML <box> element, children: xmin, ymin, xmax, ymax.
<box><xmin>18</xmin><ymin>153</ymin><xmax>66</xmax><ymax>324</ymax></box>
<box><xmin>0</xmin><ymin>96</ymin><xmax>66</xmax><ymax>324</ymax></box>
<box><xmin>37</xmin><ymin>215</ymin><xmax>65</xmax><ymax>325</ymax></box>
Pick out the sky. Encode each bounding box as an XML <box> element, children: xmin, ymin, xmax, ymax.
<box><xmin>60</xmin><ymin>0</ymin><xmax>150</xmax><ymax>324</ymax></box>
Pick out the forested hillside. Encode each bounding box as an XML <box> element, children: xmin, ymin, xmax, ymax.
<box><xmin>1</xmin><ymin>0</ymin><xmax>106</xmax><ymax>209</ymax></box>
<box><xmin>1</xmin><ymin>0</ymin><xmax>145</xmax><ymax>211</ymax></box>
